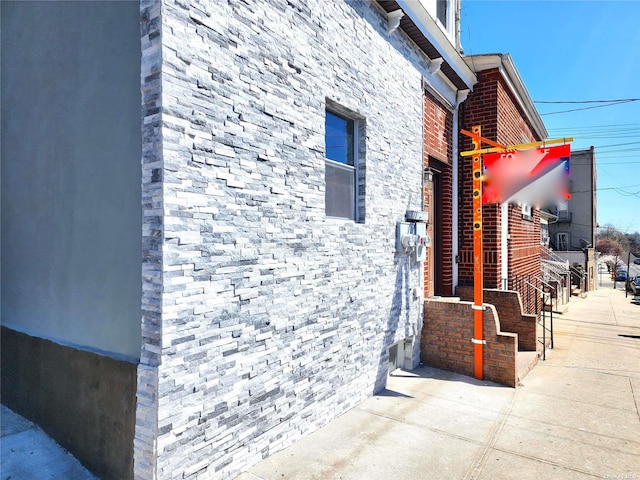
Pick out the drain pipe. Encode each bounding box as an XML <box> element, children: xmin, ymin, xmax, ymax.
<box><xmin>453</xmin><ymin>89</ymin><xmax>469</xmax><ymax>292</ymax></box>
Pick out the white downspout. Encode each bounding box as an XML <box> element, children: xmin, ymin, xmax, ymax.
<box><xmin>501</xmin><ymin>202</ymin><xmax>509</xmax><ymax>288</ymax></box>
<box><xmin>453</xmin><ymin>89</ymin><xmax>470</xmax><ymax>291</ymax></box>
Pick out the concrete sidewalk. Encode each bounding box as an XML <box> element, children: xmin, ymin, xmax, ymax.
<box><xmin>1</xmin><ymin>281</ymin><xmax>638</xmax><ymax>479</ymax></box>
<box><xmin>1</xmin><ymin>404</ymin><xmax>97</xmax><ymax>480</ymax></box>
<box><xmin>237</xmin><ymin>281</ymin><xmax>640</xmax><ymax>480</ymax></box>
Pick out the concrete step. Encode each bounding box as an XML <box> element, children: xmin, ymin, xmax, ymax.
<box><xmin>544</xmin><ymin>301</ymin><xmax>569</xmax><ymax>314</ymax></box>
<box><xmin>517</xmin><ymin>350</ymin><xmax>539</xmax><ymax>384</ymax></box>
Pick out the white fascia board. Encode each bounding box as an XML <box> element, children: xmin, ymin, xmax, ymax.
<box><xmin>396</xmin><ymin>0</ymin><xmax>476</xmax><ymax>90</ymax></box>
<box><xmin>540</xmin><ymin>209</ymin><xmax>557</xmax><ymax>222</ymax></box>
<box><xmin>423</xmin><ymin>71</ymin><xmax>458</xmax><ymax>109</ymax></box>
<box><xmin>464</xmin><ymin>54</ymin><xmax>547</xmax><ymax>139</ymax></box>
<box><xmin>501</xmin><ymin>54</ymin><xmax>548</xmax><ymax>139</ymax></box>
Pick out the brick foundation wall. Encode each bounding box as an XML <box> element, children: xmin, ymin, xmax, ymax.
<box><xmin>422</xmin><ymin>298</ymin><xmax>518</xmax><ymax>387</ymax></box>
<box><xmin>457</xmin><ymin>287</ymin><xmax>538</xmax><ymax>352</ymax></box>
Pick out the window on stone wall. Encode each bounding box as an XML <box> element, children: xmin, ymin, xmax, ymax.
<box><xmin>325</xmin><ymin>104</ymin><xmax>365</xmax><ymax>221</ymax></box>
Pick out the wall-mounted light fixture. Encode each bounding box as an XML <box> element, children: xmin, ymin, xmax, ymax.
<box><xmin>424</xmin><ymin>167</ymin><xmax>435</xmax><ymax>183</ymax></box>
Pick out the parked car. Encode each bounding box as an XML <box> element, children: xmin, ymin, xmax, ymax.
<box><xmin>615</xmin><ymin>270</ymin><xmax>628</xmax><ymax>281</ymax></box>
<box><xmin>634</xmin><ymin>257</ymin><xmax>640</xmax><ymax>265</ymax></box>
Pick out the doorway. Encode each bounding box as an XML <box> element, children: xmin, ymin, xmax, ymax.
<box><xmin>426</xmin><ymin>159</ymin><xmax>446</xmax><ymax>297</ymax></box>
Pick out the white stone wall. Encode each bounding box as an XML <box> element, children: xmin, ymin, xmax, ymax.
<box><xmin>135</xmin><ymin>1</ymin><xmax>164</xmax><ymax>478</ymax></box>
<box><xmin>136</xmin><ymin>0</ymin><xmax>436</xmax><ymax>478</ymax></box>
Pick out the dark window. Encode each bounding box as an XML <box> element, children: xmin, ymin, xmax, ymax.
<box><xmin>437</xmin><ymin>0</ymin><xmax>447</xmax><ymax>25</ymax></box>
<box><xmin>325</xmin><ymin>111</ymin><xmax>354</xmax><ymax>165</ymax></box>
<box><xmin>325</xmin><ymin>110</ymin><xmax>357</xmax><ymax>220</ymax></box>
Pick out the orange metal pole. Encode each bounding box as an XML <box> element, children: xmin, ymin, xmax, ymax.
<box><xmin>471</xmin><ymin>125</ymin><xmax>484</xmax><ymax>380</ymax></box>
<box><xmin>460</xmin><ymin>129</ymin><xmax>506</xmax><ymax>150</ymax></box>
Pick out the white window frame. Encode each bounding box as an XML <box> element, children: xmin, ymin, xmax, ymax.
<box><xmin>417</xmin><ymin>0</ymin><xmax>455</xmax><ymax>39</ymax></box>
<box><xmin>324</xmin><ymin>104</ymin><xmax>363</xmax><ymax>222</ymax></box>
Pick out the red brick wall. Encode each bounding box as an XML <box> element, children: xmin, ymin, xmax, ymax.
<box><xmin>495</xmin><ymin>77</ymin><xmax>538</xmax><ymax>146</ymax></box>
<box><xmin>424</xmin><ymin>92</ymin><xmax>454</xmax><ymax>295</ymax></box>
<box><xmin>457</xmin><ymin>177</ymin><xmax>502</xmax><ymax>288</ymax></box>
<box><xmin>457</xmin><ymin>286</ymin><xmax>538</xmax><ymax>352</ymax></box>
<box><xmin>424</xmin><ymin>91</ymin><xmax>452</xmax><ymax>162</ymax></box>
<box><xmin>507</xmin><ymin>206</ymin><xmax>541</xmax><ymax>313</ymax></box>
<box><xmin>422</xmin><ymin>299</ymin><xmax>518</xmax><ymax>387</ymax></box>
<box><xmin>458</xmin><ymin>68</ymin><xmax>543</xmax><ymax>293</ymax></box>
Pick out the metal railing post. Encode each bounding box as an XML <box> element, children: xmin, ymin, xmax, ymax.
<box><xmin>542</xmin><ymin>301</ymin><xmax>546</xmax><ymax>360</ymax></box>
<box><xmin>550</xmin><ymin>296</ymin><xmax>554</xmax><ymax>349</ymax></box>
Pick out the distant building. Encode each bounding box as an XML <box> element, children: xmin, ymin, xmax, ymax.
<box><xmin>549</xmin><ymin>147</ymin><xmax>597</xmax><ymax>251</ymax></box>
<box><xmin>548</xmin><ymin>147</ymin><xmax>597</xmax><ymax>291</ymax></box>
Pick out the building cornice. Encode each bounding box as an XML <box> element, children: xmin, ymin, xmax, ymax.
<box><xmin>395</xmin><ymin>0</ymin><xmax>476</xmax><ymax>89</ymax></box>
<box><xmin>376</xmin><ymin>0</ymin><xmax>476</xmax><ymax>93</ymax></box>
<box><xmin>464</xmin><ymin>53</ymin><xmax>547</xmax><ymax>140</ymax></box>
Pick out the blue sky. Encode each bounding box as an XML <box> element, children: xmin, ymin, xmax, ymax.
<box><xmin>460</xmin><ymin>0</ymin><xmax>640</xmax><ymax>234</ymax></box>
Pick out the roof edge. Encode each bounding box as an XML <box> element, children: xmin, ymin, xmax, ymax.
<box><xmin>395</xmin><ymin>0</ymin><xmax>476</xmax><ymax>90</ymax></box>
<box><xmin>464</xmin><ymin>53</ymin><xmax>547</xmax><ymax>140</ymax></box>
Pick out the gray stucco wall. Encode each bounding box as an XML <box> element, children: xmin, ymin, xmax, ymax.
<box><xmin>135</xmin><ymin>0</ymin><xmax>436</xmax><ymax>478</ymax></box>
<box><xmin>549</xmin><ymin>149</ymin><xmax>596</xmax><ymax>250</ymax></box>
<box><xmin>1</xmin><ymin>1</ymin><xmax>142</xmax><ymax>361</ymax></box>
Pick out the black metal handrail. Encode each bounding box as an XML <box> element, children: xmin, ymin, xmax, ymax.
<box><xmin>501</xmin><ymin>274</ymin><xmax>554</xmax><ymax>360</ymax></box>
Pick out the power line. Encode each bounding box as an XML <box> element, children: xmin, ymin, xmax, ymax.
<box><xmin>549</xmin><ymin>123</ymin><xmax>640</xmax><ymax>130</ymax></box>
<box><xmin>573</xmin><ymin>184</ymin><xmax>640</xmax><ymax>192</ymax></box>
<box><xmin>550</xmin><ymin>131</ymin><xmax>640</xmax><ymax>137</ymax></box>
<box><xmin>587</xmin><ymin>141</ymin><xmax>640</xmax><ymax>149</ymax></box>
<box><xmin>536</xmin><ymin>98</ymin><xmax>640</xmax><ymax>104</ymax></box>
<box><xmin>597</xmin><ymin>161</ymin><xmax>640</xmax><ymax>165</ymax></box>
<box><xmin>540</xmin><ymin>100</ymin><xmax>639</xmax><ymax>116</ymax></box>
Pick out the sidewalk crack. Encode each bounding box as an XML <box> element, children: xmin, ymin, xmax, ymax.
<box><xmin>630</xmin><ymin>377</ymin><xmax>640</xmax><ymax>422</ymax></box>
<box><xmin>461</xmin><ymin>389</ymin><xmax>518</xmax><ymax>480</ymax></box>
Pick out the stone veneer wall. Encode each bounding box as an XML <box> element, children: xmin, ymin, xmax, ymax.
<box><xmin>135</xmin><ymin>1</ymin><xmax>163</xmax><ymax>478</ymax></box>
<box><xmin>135</xmin><ymin>0</ymin><xmax>437</xmax><ymax>478</ymax></box>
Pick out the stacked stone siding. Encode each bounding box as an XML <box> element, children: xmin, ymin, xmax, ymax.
<box><xmin>135</xmin><ymin>1</ymin><xmax>164</xmax><ymax>479</ymax></box>
<box><xmin>135</xmin><ymin>0</ymin><xmax>439</xmax><ymax>478</ymax></box>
